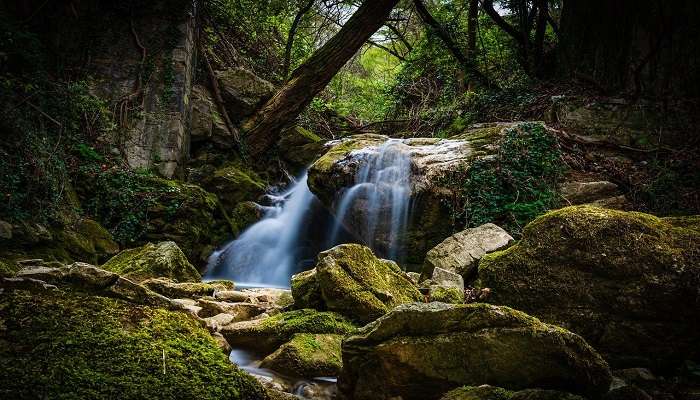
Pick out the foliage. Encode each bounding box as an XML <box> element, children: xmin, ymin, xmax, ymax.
<box><xmin>447</xmin><ymin>123</ymin><xmax>564</xmax><ymax>235</ymax></box>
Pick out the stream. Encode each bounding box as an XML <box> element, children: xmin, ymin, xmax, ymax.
<box><xmin>205</xmin><ymin>139</ymin><xmax>415</xmax><ymax>398</ymax></box>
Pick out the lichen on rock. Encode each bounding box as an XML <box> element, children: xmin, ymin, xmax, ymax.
<box><xmin>260</xmin><ymin>333</ymin><xmax>343</xmax><ymax>378</ymax></box>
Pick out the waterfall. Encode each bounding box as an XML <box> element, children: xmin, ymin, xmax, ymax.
<box><xmin>327</xmin><ymin>139</ymin><xmax>412</xmax><ymax>261</ymax></box>
<box><xmin>205</xmin><ymin>139</ymin><xmax>414</xmax><ymax>288</ymax></box>
<box><xmin>204</xmin><ymin>173</ymin><xmax>316</xmax><ymax>288</ymax></box>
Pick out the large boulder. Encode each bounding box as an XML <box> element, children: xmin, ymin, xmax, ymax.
<box><xmin>421</xmin><ymin>223</ymin><xmax>513</xmax><ymax>281</ymax></box>
<box><xmin>198</xmin><ymin>163</ymin><xmax>267</xmax><ymax>212</ymax></box>
<box><xmin>277</xmin><ymin>125</ymin><xmax>326</xmax><ymax>173</ymax></box>
<box><xmin>477</xmin><ymin>206</ymin><xmax>700</xmax><ymax>370</ymax></box>
<box><xmin>190</xmin><ymin>85</ymin><xmax>234</xmax><ymax>149</ymax></box>
<box><xmin>338</xmin><ymin>302</ymin><xmax>612</xmax><ymax>400</ymax></box>
<box><xmin>0</xmin><ymin>286</ymin><xmax>266</xmax><ymax>399</ymax></box>
<box><xmin>308</xmin><ymin>124</ymin><xmax>523</xmax><ymax>267</ymax></box>
<box><xmin>216</xmin><ymin>68</ymin><xmax>275</xmax><ymax>121</ymax></box>
<box><xmin>141</xmin><ymin>277</ymin><xmax>234</xmax><ymax>299</ymax></box>
<box><xmin>310</xmin><ymin>244</ymin><xmax>423</xmax><ymax>323</ymax></box>
<box><xmin>101</xmin><ymin>241</ymin><xmax>200</xmax><ymax>282</ymax></box>
<box><xmin>260</xmin><ymin>333</ymin><xmax>343</xmax><ymax>378</ymax></box>
<box><xmin>220</xmin><ymin>309</ymin><xmax>356</xmax><ymax>354</ymax></box>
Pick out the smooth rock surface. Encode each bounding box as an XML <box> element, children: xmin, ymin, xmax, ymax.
<box><xmin>422</xmin><ymin>223</ymin><xmax>513</xmax><ymax>281</ymax></box>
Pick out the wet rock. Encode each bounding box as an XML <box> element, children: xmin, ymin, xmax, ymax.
<box><xmin>477</xmin><ymin>206</ymin><xmax>700</xmax><ymax>370</ymax></box>
<box><xmin>101</xmin><ymin>241</ymin><xmax>200</xmax><ymax>282</ymax></box>
<box><xmin>198</xmin><ymin>163</ymin><xmax>267</xmax><ymax>211</ymax></box>
<box><xmin>260</xmin><ymin>333</ymin><xmax>343</xmax><ymax>378</ymax></box>
<box><xmin>142</xmin><ymin>278</ymin><xmax>233</xmax><ymax>299</ymax></box>
<box><xmin>308</xmin><ymin>134</ymin><xmax>475</xmax><ymax>267</ymax></box>
<box><xmin>197</xmin><ymin>299</ymin><xmax>267</xmax><ymax>320</ymax></box>
<box><xmin>440</xmin><ymin>385</ymin><xmax>586</xmax><ymax>400</ymax></box>
<box><xmin>277</xmin><ymin>125</ymin><xmax>325</xmax><ymax>172</ymax></box>
<box><xmin>313</xmin><ymin>244</ymin><xmax>422</xmax><ymax>323</ymax></box>
<box><xmin>216</xmin><ymin>68</ymin><xmax>275</xmax><ymax>121</ymax></box>
<box><xmin>422</xmin><ymin>223</ymin><xmax>513</xmax><ymax>281</ymax></box>
<box><xmin>338</xmin><ymin>302</ymin><xmax>611</xmax><ymax>400</ymax></box>
<box><xmin>211</xmin><ymin>332</ymin><xmax>232</xmax><ymax>354</ymax></box>
<box><xmin>220</xmin><ymin>309</ymin><xmax>356</xmax><ymax>354</ymax></box>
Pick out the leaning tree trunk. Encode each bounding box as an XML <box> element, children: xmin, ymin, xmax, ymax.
<box><xmin>243</xmin><ymin>0</ymin><xmax>400</xmax><ymax>157</ymax></box>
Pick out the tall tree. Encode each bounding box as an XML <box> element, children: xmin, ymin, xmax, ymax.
<box><xmin>243</xmin><ymin>0</ymin><xmax>400</xmax><ymax>157</ymax></box>
<box><xmin>282</xmin><ymin>0</ymin><xmax>316</xmax><ymax>79</ymax></box>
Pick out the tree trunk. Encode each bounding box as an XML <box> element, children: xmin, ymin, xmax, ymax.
<box><xmin>243</xmin><ymin>0</ymin><xmax>400</xmax><ymax>157</ymax></box>
<box><xmin>413</xmin><ymin>0</ymin><xmax>490</xmax><ymax>87</ymax></box>
<box><xmin>282</xmin><ymin>0</ymin><xmax>315</xmax><ymax>79</ymax></box>
<box><xmin>467</xmin><ymin>0</ymin><xmax>478</xmax><ymax>60</ymax></box>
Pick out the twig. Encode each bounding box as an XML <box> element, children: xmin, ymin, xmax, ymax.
<box><xmin>26</xmin><ymin>102</ymin><xmax>62</xmax><ymax>127</ymax></box>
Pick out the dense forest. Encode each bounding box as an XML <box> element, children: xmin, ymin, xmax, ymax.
<box><xmin>1</xmin><ymin>1</ymin><xmax>699</xmax><ymax>399</ymax></box>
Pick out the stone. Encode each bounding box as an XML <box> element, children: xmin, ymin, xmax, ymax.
<box><xmin>220</xmin><ymin>309</ymin><xmax>356</xmax><ymax>354</ymax></box>
<box><xmin>260</xmin><ymin>333</ymin><xmax>343</xmax><ymax>378</ymax></box>
<box><xmin>197</xmin><ymin>299</ymin><xmax>267</xmax><ymax>320</ymax></box>
<box><xmin>440</xmin><ymin>385</ymin><xmax>586</xmax><ymax>400</ymax></box>
<box><xmin>338</xmin><ymin>302</ymin><xmax>611</xmax><ymax>400</ymax></box>
<box><xmin>211</xmin><ymin>332</ymin><xmax>232</xmax><ymax>354</ymax></box>
<box><xmin>477</xmin><ymin>206</ymin><xmax>700</xmax><ymax>370</ymax></box>
<box><xmin>314</xmin><ymin>244</ymin><xmax>423</xmax><ymax>323</ymax></box>
<box><xmin>199</xmin><ymin>163</ymin><xmax>267</xmax><ymax>212</ymax></box>
<box><xmin>216</xmin><ymin>68</ymin><xmax>275</xmax><ymax>121</ymax></box>
<box><xmin>229</xmin><ymin>201</ymin><xmax>265</xmax><ymax>236</ymax></box>
<box><xmin>422</xmin><ymin>223</ymin><xmax>513</xmax><ymax>281</ymax></box>
<box><xmin>430</xmin><ymin>266</ymin><xmax>465</xmax><ymax>289</ymax></box>
<box><xmin>559</xmin><ymin>180</ymin><xmax>621</xmax><ymax>204</ymax></box>
<box><xmin>101</xmin><ymin>241</ymin><xmax>201</xmax><ymax>282</ymax></box>
<box><xmin>429</xmin><ymin>285</ymin><xmax>465</xmax><ymax>304</ymax></box>
<box><xmin>190</xmin><ymin>85</ymin><xmax>233</xmax><ymax>149</ymax></box>
<box><xmin>0</xmin><ymin>286</ymin><xmax>266</xmax><ymax>398</ymax></box>
<box><xmin>215</xmin><ymin>290</ymin><xmax>253</xmax><ymax>302</ymax></box>
<box><xmin>290</xmin><ymin>269</ymin><xmax>323</xmax><ymax>310</ymax></box>
<box><xmin>277</xmin><ymin>126</ymin><xmax>325</xmax><ymax>172</ymax></box>
<box><xmin>142</xmin><ymin>278</ymin><xmax>234</xmax><ymax>299</ymax></box>
<box><xmin>0</xmin><ymin>220</ymin><xmax>13</xmax><ymax>239</ymax></box>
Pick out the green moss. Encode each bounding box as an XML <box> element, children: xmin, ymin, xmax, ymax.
<box><xmin>441</xmin><ymin>386</ymin><xmax>514</xmax><ymax>400</ymax></box>
<box><xmin>309</xmin><ymin>134</ymin><xmax>386</xmax><ymax>174</ymax></box>
<box><xmin>259</xmin><ymin>309</ymin><xmax>357</xmax><ymax>336</ymax></box>
<box><xmin>291</xmin><ymin>269</ymin><xmax>323</xmax><ymax>310</ymax></box>
<box><xmin>430</xmin><ymin>286</ymin><xmax>464</xmax><ymax>304</ymax></box>
<box><xmin>260</xmin><ymin>333</ymin><xmax>343</xmax><ymax>377</ymax></box>
<box><xmin>315</xmin><ymin>244</ymin><xmax>423</xmax><ymax>323</ymax></box>
<box><xmin>0</xmin><ymin>259</ymin><xmax>16</xmax><ymax>277</ymax></box>
<box><xmin>101</xmin><ymin>242</ymin><xmax>200</xmax><ymax>282</ymax></box>
<box><xmin>142</xmin><ymin>278</ymin><xmax>234</xmax><ymax>298</ymax></box>
<box><xmin>477</xmin><ymin>205</ymin><xmax>700</xmax><ymax>370</ymax></box>
<box><xmin>0</xmin><ymin>289</ymin><xmax>266</xmax><ymax>399</ymax></box>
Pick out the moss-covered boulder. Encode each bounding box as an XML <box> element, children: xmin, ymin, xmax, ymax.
<box><xmin>440</xmin><ymin>386</ymin><xmax>586</xmax><ymax>400</ymax></box>
<box><xmin>230</xmin><ymin>201</ymin><xmax>264</xmax><ymax>237</ymax></box>
<box><xmin>290</xmin><ymin>268</ymin><xmax>323</xmax><ymax>309</ymax></box>
<box><xmin>220</xmin><ymin>309</ymin><xmax>357</xmax><ymax>354</ymax></box>
<box><xmin>102</xmin><ymin>241</ymin><xmax>201</xmax><ymax>282</ymax></box>
<box><xmin>277</xmin><ymin>126</ymin><xmax>326</xmax><ymax>173</ymax></box>
<box><xmin>477</xmin><ymin>206</ymin><xmax>700</xmax><ymax>370</ymax></box>
<box><xmin>338</xmin><ymin>302</ymin><xmax>611</xmax><ymax>400</ymax></box>
<box><xmin>142</xmin><ymin>277</ymin><xmax>234</xmax><ymax>299</ymax></box>
<box><xmin>260</xmin><ymin>333</ymin><xmax>343</xmax><ymax>378</ymax></box>
<box><xmin>200</xmin><ymin>163</ymin><xmax>267</xmax><ymax>212</ymax></box>
<box><xmin>314</xmin><ymin>244</ymin><xmax>423</xmax><ymax>323</ymax></box>
<box><xmin>0</xmin><ymin>288</ymin><xmax>267</xmax><ymax>399</ymax></box>
<box><xmin>216</xmin><ymin>68</ymin><xmax>275</xmax><ymax>121</ymax></box>
<box><xmin>429</xmin><ymin>285</ymin><xmax>464</xmax><ymax>304</ymax></box>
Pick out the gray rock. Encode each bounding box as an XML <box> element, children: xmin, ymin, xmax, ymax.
<box><xmin>422</xmin><ymin>223</ymin><xmax>513</xmax><ymax>281</ymax></box>
<box><xmin>197</xmin><ymin>298</ymin><xmax>267</xmax><ymax>320</ymax></box>
<box><xmin>0</xmin><ymin>220</ymin><xmax>13</xmax><ymax>239</ymax></box>
<box><xmin>216</xmin><ymin>68</ymin><xmax>275</xmax><ymax>121</ymax></box>
<box><xmin>215</xmin><ymin>290</ymin><xmax>252</xmax><ymax>302</ymax></box>
<box><xmin>559</xmin><ymin>180</ymin><xmax>621</xmax><ymax>204</ymax></box>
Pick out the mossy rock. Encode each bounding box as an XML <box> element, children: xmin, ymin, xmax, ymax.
<box><xmin>440</xmin><ymin>386</ymin><xmax>586</xmax><ymax>400</ymax></box>
<box><xmin>204</xmin><ymin>163</ymin><xmax>267</xmax><ymax>212</ymax></box>
<box><xmin>0</xmin><ymin>288</ymin><xmax>266</xmax><ymax>399</ymax></box>
<box><xmin>477</xmin><ymin>206</ymin><xmax>700</xmax><ymax>371</ymax></box>
<box><xmin>315</xmin><ymin>244</ymin><xmax>423</xmax><ymax>324</ymax></box>
<box><xmin>142</xmin><ymin>277</ymin><xmax>234</xmax><ymax>299</ymax></box>
<box><xmin>0</xmin><ymin>259</ymin><xmax>15</xmax><ymax>277</ymax></box>
<box><xmin>277</xmin><ymin>126</ymin><xmax>326</xmax><ymax>172</ymax></box>
<box><xmin>221</xmin><ymin>309</ymin><xmax>357</xmax><ymax>354</ymax></box>
<box><xmin>101</xmin><ymin>241</ymin><xmax>201</xmax><ymax>282</ymax></box>
<box><xmin>290</xmin><ymin>269</ymin><xmax>323</xmax><ymax>310</ymax></box>
<box><xmin>338</xmin><ymin>302</ymin><xmax>611</xmax><ymax>400</ymax></box>
<box><xmin>230</xmin><ymin>201</ymin><xmax>264</xmax><ymax>237</ymax></box>
<box><xmin>260</xmin><ymin>333</ymin><xmax>343</xmax><ymax>378</ymax></box>
<box><xmin>430</xmin><ymin>285</ymin><xmax>464</xmax><ymax>304</ymax></box>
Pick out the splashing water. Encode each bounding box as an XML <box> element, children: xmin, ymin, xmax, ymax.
<box><xmin>205</xmin><ymin>173</ymin><xmax>316</xmax><ymax>288</ymax></box>
<box><xmin>327</xmin><ymin>139</ymin><xmax>413</xmax><ymax>260</ymax></box>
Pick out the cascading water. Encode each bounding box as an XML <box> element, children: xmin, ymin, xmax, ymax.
<box><xmin>327</xmin><ymin>139</ymin><xmax>413</xmax><ymax>261</ymax></box>
<box><xmin>204</xmin><ymin>173</ymin><xmax>316</xmax><ymax>288</ymax></box>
